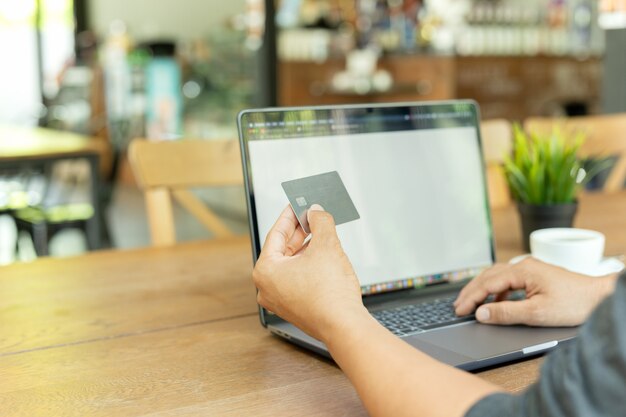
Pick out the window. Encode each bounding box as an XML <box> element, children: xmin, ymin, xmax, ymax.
<box><xmin>0</xmin><ymin>0</ymin><xmax>75</xmax><ymax>125</ymax></box>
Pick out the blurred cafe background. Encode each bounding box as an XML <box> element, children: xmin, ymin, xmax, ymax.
<box><xmin>1</xmin><ymin>0</ymin><xmax>625</xmax><ymax>264</ymax></box>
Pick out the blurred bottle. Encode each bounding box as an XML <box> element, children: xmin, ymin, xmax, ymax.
<box><xmin>457</xmin><ymin>0</ymin><xmax>598</xmax><ymax>57</ymax></box>
<box><xmin>101</xmin><ymin>20</ymin><xmax>132</xmax><ymax>148</ymax></box>
<box><xmin>102</xmin><ymin>21</ymin><xmax>132</xmax><ymax>122</ymax></box>
<box><xmin>571</xmin><ymin>0</ymin><xmax>593</xmax><ymax>54</ymax></box>
<box><xmin>127</xmin><ymin>48</ymin><xmax>150</xmax><ymax>140</ymax></box>
<box><xmin>143</xmin><ymin>42</ymin><xmax>183</xmax><ymax>140</ymax></box>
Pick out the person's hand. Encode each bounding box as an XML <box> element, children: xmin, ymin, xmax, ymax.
<box><xmin>454</xmin><ymin>257</ymin><xmax>617</xmax><ymax>327</ymax></box>
<box><xmin>253</xmin><ymin>204</ymin><xmax>366</xmax><ymax>342</ymax></box>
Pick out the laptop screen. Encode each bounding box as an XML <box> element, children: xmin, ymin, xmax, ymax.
<box><xmin>239</xmin><ymin>102</ymin><xmax>494</xmax><ymax>296</ymax></box>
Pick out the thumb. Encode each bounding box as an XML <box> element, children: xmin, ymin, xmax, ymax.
<box><xmin>307</xmin><ymin>204</ymin><xmax>339</xmax><ymax>241</ymax></box>
<box><xmin>475</xmin><ymin>300</ymin><xmax>534</xmax><ymax>325</ymax></box>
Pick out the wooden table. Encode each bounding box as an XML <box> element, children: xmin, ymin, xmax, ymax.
<box><xmin>1</xmin><ymin>192</ymin><xmax>624</xmax><ymax>416</ymax></box>
<box><xmin>0</xmin><ymin>125</ymin><xmax>110</xmax><ymax>252</ymax></box>
<box><xmin>0</xmin><ymin>125</ymin><xmax>107</xmax><ymax>161</ymax></box>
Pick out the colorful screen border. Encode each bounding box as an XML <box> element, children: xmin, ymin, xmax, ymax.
<box><xmin>361</xmin><ymin>265</ymin><xmax>489</xmax><ymax>296</ymax></box>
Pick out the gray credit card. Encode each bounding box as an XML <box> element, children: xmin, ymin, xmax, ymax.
<box><xmin>281</xmin><ymin>171</ymin><xmax>360</xmax><ymax>233</ymax></box>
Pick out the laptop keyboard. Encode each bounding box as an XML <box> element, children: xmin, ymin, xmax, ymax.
<box><xmin>371</xmin><ymin>295</ymin><xmax>475</xmax><ymax>337</ymax></box>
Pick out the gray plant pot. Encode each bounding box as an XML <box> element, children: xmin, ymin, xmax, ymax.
<box><xmin>517</xmin><ymin>201</ymin><xmax>578</xmax><ymax>252</ymax></box>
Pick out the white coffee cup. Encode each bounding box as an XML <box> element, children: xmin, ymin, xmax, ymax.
<box><xmin>530</xmin><ymin>228</ymin><xmax>605</xmax><ymax>275</ymax></box>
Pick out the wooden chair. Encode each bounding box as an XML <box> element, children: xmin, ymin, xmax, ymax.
<box><xmin>524</xmin><ymin>114</ymin><xmax>626</xmax><ymax>193</ymax></box>
<box><xmin>129</xmin><ymin>139</ymin><xmax>244</xmax><ymax>246</ymax></box>
<box><xmin>480</xmin><ymin>119</ymin><xmax>514</xmax><ymax>209</ymax></box>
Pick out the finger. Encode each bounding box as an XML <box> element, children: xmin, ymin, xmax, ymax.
<box><xmin>307</xmin><ymin>204</ymin><xmax>339</xmax><ymax>245</ymax></box>
<box><xmin>262</xmin><ymin>205</ymin><xmax>299</xmax><ymax>257</ymax></box>
<box><xmin>292</xmin><ymin>237</ymin><xmax>311</xmax><ymax>256</ymax></box>
<box><xmin>454</xmin><ymin>264</ymin><xmax>508</xmax><ymax>309</ymax></box>
<box><xmin>475</xmin><ymin>299</ymin><xmax>537</xmax><ymax>326</ymax></box>
<box><xmin>285</xmin><ymin>224</ymin><xmax>307</xmax><ymax>256</ymax></box>
<box><xmin>455</xmin><ymin>266</ymin><xmax>526</xmax><ymax>315</ymax></box>
<box><xmin>455</xmin><ymin>264</ymin><xmax>508</xmax><ymax>300</ymax></box>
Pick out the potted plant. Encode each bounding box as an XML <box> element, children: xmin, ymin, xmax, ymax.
<box><xmin>503</xmin><ymin>124</ymin><xmax>608</xmax><ymax>251</ymax></box>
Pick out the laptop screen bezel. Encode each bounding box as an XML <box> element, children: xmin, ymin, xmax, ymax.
<box><xmin>237</xmin><ymin>100</ymin><xmax>496</xmax><ymax>327</ymax></box>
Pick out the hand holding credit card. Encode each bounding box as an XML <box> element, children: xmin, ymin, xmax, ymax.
<box><xmin>281</xmin><ymin>171</ymin><xmax>360</xmax><ymax>234</ymax></box>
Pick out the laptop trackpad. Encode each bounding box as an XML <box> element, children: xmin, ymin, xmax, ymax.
<box><xmin>405</xmin><ymin>337</ymin><xmax>474</xmax><ymax>366</ymax></box>
<box><xmin>408</xmin><ymin>322</ymin><xmax>578</xmax><ymax>360</ymax></box>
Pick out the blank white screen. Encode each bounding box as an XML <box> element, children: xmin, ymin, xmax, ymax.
<box><xmin>248</xmin><ymin>127</ymin><xmax>493</xmax><ymax>287</ymax></box>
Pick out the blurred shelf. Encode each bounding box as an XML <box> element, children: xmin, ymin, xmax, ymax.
<box><xmin>279</xmin><ymin>55</ymin><xmax>455</xmax><ymax>106</ymax></box>
<box><xmin>279</xmin><ymin>54</ymin><xmax>601</xmax><ymax>120</ymax></box>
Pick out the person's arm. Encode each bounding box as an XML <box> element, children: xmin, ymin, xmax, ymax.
<box><xmin>454</xmin><ymin>257</ymin><xmax>618</xmax><ymax>326</ymax></box>
<box><xmin>324</xmin><ymin>313</ymin><xmax>501</xmax><ymax>417</ymax></box>
<box><xmin>254</xmin><ymin>205</ymin><xmax>501</xmax><ymax>417</ymax></box>
<box><xmin>253</xmin><ymin>205</ymin><xmax>622</xmax><ymax>416</ymax></box>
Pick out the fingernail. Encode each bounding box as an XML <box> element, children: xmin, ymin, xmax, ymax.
<box><xmin>476</xmin><ymin>306</ymin><xmax>490</xmax><ymax>322</ymax></box>
<box><xmin>309</xmin><ymin>204</ymin><xmax>324</xmax><ymax>212</ymax></box>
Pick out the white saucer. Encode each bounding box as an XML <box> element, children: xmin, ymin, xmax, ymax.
<box><xmin>509</xmin><ymin>254</ymin><xmax>625</xmax><ymax>277</ymax></box>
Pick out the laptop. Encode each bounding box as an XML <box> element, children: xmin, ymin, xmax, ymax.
<box><xmin>237</xmin><ymin>100</ymin><xmax>578</xmax><ymax>371</ymax></box>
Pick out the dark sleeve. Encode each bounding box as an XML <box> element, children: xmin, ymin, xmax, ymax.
<box><xmin>466</xmin><ymin>271</ymin><xmax>626</xmax><ymax>417</ymax></box>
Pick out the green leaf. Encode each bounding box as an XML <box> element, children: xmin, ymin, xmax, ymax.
<box><xmin>502</xmin><ymin>122</ymin><xmax>596</xmax><ymax>205</ymax></box>
<box><xmin>580</xmin><ymin>157</ymin><xmax>614</xmax><ymax>186</ymax></box>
